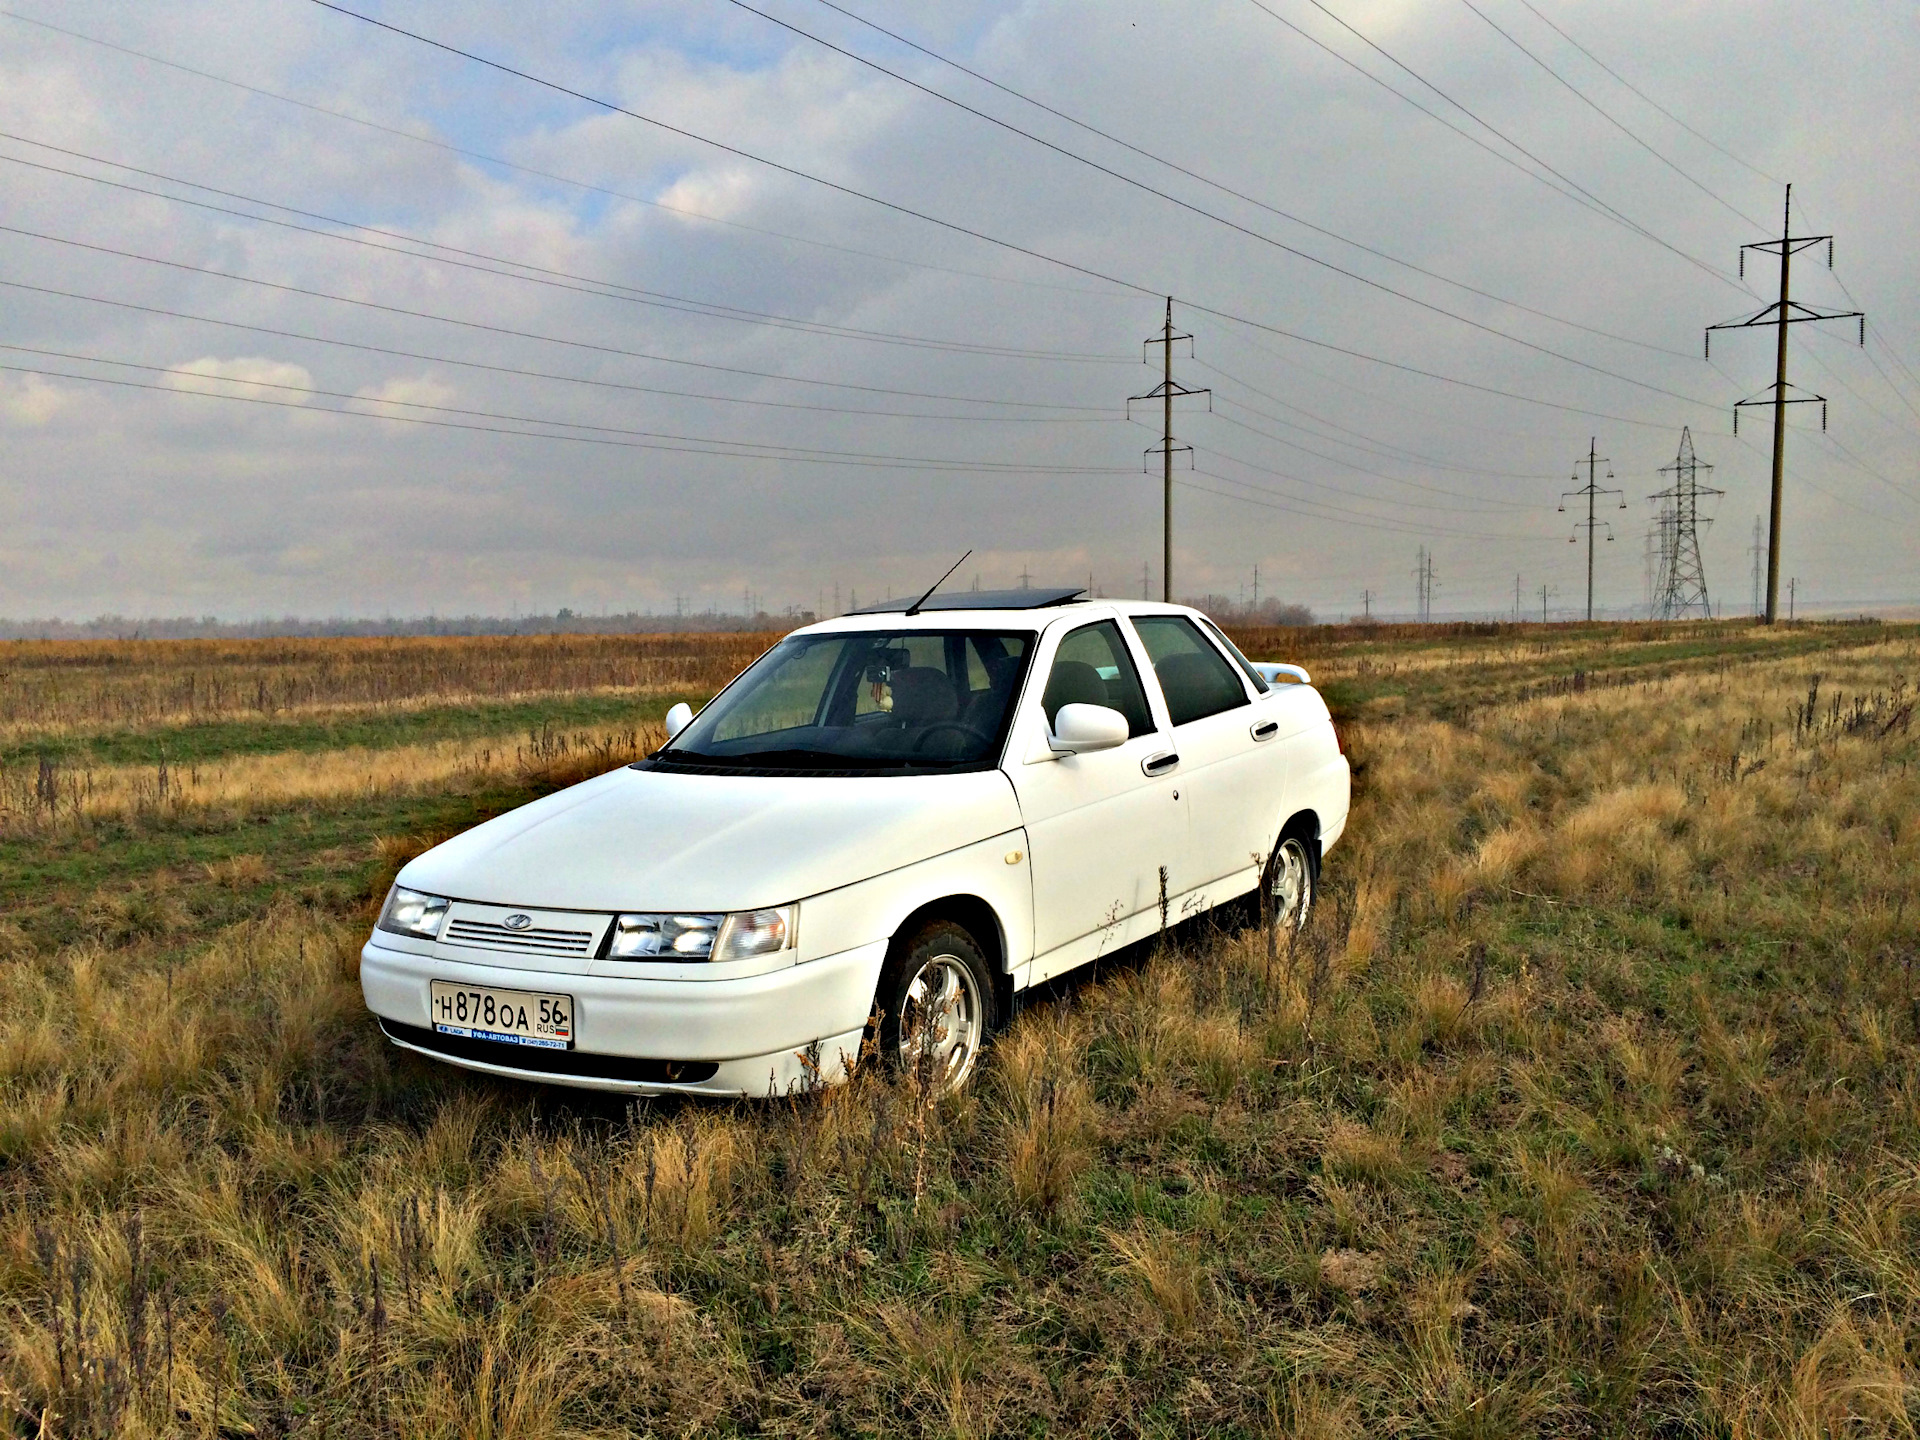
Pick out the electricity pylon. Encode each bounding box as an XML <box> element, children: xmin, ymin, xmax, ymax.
<box><xmin>1648</xmin><ymin>427</ymin><xmax>1723</xmax><ymax>620</ymax></box>
<box><xmin>1705</xmin><ymin>185</ymin><xmax>1863</xmax><ymax>623</ymax></box>
<box><xmin>1412</xmin><ymin>546</ymin><xmax>1437</xmax><ymax>622</ymax></box>
<box><xmin>1559</xmin><ymin>437</ymin><xmax>1624</xmax><ymax>621</ymax></box>
<box><xmin>1128</xmin><ymin>298</ymin><xmax>1209</xmax><ymax>603</ymax></box>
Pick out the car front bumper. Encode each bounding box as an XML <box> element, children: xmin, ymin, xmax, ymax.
<box><xmin>360</xmin><ymin>936</ymin><xmax>886</xmax><ymax>1096</ymax></box>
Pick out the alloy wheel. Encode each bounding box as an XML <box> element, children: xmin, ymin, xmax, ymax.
<box><xmin>897</xmin><ymin>953</ymin><xmax>985</xmax><ymax>1094</ymax></box>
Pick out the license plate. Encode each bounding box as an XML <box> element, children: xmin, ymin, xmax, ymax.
<box><xmin>429</xmin><ymin>980</ymin><xmax>574</xmax><ymax>1050</ymax></box>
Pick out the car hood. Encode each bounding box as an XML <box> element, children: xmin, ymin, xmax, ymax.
<box><xmin>398</xmin><ymin>764</ymin><xmax>1023</xmax><ymax>912</ymax></box>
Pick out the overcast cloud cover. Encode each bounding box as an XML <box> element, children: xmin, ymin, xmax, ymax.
<box><xmin>1</xmin><ymin>0</ymin><xmax>1914</xmax><ymax>621</ymax></box>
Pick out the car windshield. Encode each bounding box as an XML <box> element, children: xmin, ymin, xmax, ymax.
<box><xmin>656</xmin><ymin>629</ymin><xmax>1034</xmax><ymax>772</ymax></box>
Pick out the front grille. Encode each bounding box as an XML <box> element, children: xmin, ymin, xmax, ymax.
<box><xmin>380</xmin><ymin>1020</ymin><xmax>719</xmax><ymax>1085</ymax></box>
<box><xmin>443</xmin><ymin>918</ymin><xmax>596</xmax><ymax>956</ymax></box>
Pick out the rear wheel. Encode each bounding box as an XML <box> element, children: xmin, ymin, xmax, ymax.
<box><xmin>875</xmin><ymin>919</ymin><xmax>996</xmax><ymax>1095</ymax></box>
<box><xmin>1265</xmin><ymin>832</ymin><xmax>1316</xmax><ymax>934</ymax></box>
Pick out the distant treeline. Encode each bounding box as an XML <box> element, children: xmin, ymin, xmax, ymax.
<box><xmin>1182</xmin><ymin>596</ymin><xmax>1316</xmax><ymax>627</ymax></box>
<box><xmin>0</xmin><ymin>609</ymin><xmax>804</xmax><ymax>641</ymax></box>
<box><xmin>3</xmin><ymin>596</ymin><xmax>1316</xmax><ymax>642</ymax></box>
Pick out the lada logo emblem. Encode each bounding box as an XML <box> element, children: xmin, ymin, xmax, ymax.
<box><xmin>502</xmin><ymin>913</ymin><xmax>533</xmax><ymax>931</ymax></box>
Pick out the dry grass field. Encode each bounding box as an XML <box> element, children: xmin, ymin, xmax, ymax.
<box><xmin>1</xmin><ymin>620</ymin><xmax>1917</xmax><ymax>1438</ymax></box>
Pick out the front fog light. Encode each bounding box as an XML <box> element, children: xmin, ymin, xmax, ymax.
<box><xmin>608</xmin><ymin>912</ymin><xmax>722</xmax><ymax>960</ymax></box>
<box><xmin>715</xmin><ymin>905</ymin><xmax>796</xmax><ymax>962</ymax></box>
<box><xmin>378</xmin><ymin>886</ymin><xmax>449</xmax><ymax>939</ymax></box>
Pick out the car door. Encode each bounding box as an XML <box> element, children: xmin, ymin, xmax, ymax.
<box><xmin>1006</xmin><ymin>616</ymin><xmax>1187</xmax><ymax>980</ymax></box>
<box><xmin>1127</xmin><ymin>613</ymin><xmax>1282</xmax><ymax>900</ymax></box>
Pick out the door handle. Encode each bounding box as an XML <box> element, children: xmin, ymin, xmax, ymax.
<box><xmin>1251</xmin><ymin>720</ymin><xmax>1279</xmax><ymax>742</ymax></box>
<box><xmin>1142</xmin><ymin>750</ymin><xmax>1180</xmax><ymax>776</ymax></box>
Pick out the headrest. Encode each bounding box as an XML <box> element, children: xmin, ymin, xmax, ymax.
<box><xmin>890</xmin><ymin>666</ymin><xmax>958</xmax><ymax>724</ymax></box>
<box><xmin>1042</xmin><ymin>659</ymin><xmax>1108</xmax><ymax>721</ymax></box>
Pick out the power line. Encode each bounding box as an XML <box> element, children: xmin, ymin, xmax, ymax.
<box><xmin>1244</xmin><ymin>0</ymin><xmax>1746</xmax><ymax>292</ymax></box>
<box><xmin>1184</xmin><ymin>468</ymin><xmax>1533</xmax><ymax>540</ymax></box>
<box><xmin>1204</xmin><ymin>444</ymin><xmax>1531</xmax><ymax>527</ymax></box>
<box><xmin>1189</xmin><ymin>298</ymin><xmax>1726</xmax><ymax>422</ymax></box>
<box><xmin>776</xmin><ymin>0</ymin><xmax>1697</xmax><ymax>361</ymax></box>
<box><xmin>0</xmin><ymin>228</ymin><xmax>1124</xmax><ymax>411</ymax></box>
<box><xmin>0</xmin><ymin>6</ymin><xmax>1123</xmax><ymax>301</ymax></box>
<box><xmin>1</xmin><ymin>278</ymin><xmax>1118</xmax><ymax>424</ymax></box>
<box><xmin>1453</xmin><ymin>0</ymin><xmax>1764</xmax><ymax>229</ymax></box>
<box><xmin>1507</xmin><ymin>0</ymin><xmax>1784</xmax><ymax>191</ymax></box>
<box><xmin>0</xmin><ymin>139</ymin><xmax>1130</xmax><ymax>363</ymax></box>
<box><xmin>728</xmin><ymin>0</ymin><xmax>1733</xmax><ymax>387</ymax></box>
<box><xmin>303</xmin><ymin>0</ymin><xmax>1159</xmax><ymax>299</ymax></box>
<box><xmin>1203</xmin><ymin>412</ymin><xmax>1537</xmax><ymax>513</ymax></box>
<box><xmin>298</xmin><ymin>0</ymin><xmax>1729</xmax><ymax>424</ymax></box>
<box><xmin>0</xmin><ymin>353</ymin><xmax>1138</xmax><ymax>475</ymax></box>
<box><xmin>1201</xmin><ymin>372</ymin><xmax>1560</xmax><ymax>485</ymax></box>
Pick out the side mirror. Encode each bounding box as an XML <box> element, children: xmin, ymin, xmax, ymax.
<box><xmin>1050</xmin><ymin>702</ymin><xmax>1129</xmax><ymax>754</ymax></box>
<box><xmin>664</xmin><ymin>702</ymin><xmax>693</xmax><ymax>740</ymax></box>
<box><xmin>1252</xmin><ymin>662</ymin><xmax>1311</xmax><ymax>686</ymax></box>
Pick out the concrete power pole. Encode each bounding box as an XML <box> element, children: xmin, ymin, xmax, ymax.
<box><xmin>1560</xmin><ymin>438</ymin><xmax>1623</xmax><ymax>622</ymax></box>
<box><xmin>1129</xmin><ymin>298</ymin><xmax>1209</xmax><ymax>604</ymax></box>
<box><xmin>1706</xmin><ymin>185</ymin><xmax>1863</xmax><ymax>624</ymax></box>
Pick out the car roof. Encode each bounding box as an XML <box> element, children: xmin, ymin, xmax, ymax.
<box><xmin>791</xmin><ymin>598</ymin><xmax>1211</xmax><ymax>636</ymax></box>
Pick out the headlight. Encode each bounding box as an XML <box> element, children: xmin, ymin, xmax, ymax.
<box><xmin>607</xmin><ymin>912</ymin><xmax>722</xmax><ymax>959</ymax></box>
<box><xmin>605</xmin><ymin>906</ymin><xmax>796</xmax><ymax>962</ymax></box>
<box><xmin>379</xmin><ymin>886</ymin><xmax>449</xmax><ymax>939</ymax></box>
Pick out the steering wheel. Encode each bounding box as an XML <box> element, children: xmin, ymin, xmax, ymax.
<box><xmin>911</xmin><ymin>721</ymin><xmax>991</xmax><ymax>753</ymax></box>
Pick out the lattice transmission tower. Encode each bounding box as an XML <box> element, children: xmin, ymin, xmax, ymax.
<box><xmin>1647</xmin><ymin>427</ymin><xmax>1723</xmax><ymax>620</ymax></box>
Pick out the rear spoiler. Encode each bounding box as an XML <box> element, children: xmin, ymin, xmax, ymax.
<box><xmin>1252</xmin><ymin>662</ymin><xmax>1312</xmax><ymax>686</ymax></box>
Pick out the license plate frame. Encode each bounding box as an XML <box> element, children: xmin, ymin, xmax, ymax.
<box><xmin>429</xmin><ymin>980</ymin><xmax>575</xmax><ymax>1050</ymax></box>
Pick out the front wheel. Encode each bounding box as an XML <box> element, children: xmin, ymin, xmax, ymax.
<box><xmin>875</xmin><ymin>919</ymin><xmax>997</xmax><ymax>1095</ymax></box>
<box><xmin>1265</xmin><ymin>833</ymin><xmax>1316</xmax><ymax>934</ymax></box>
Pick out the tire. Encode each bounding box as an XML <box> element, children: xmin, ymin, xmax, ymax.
<box><xmin>874</xmin><ymin>918</ymin><xmax>997</xmax><ymax>1095</ymax></box>
<box><xmin>1264</xmin><ymin>830</ymin><xmax>1317</xmax><ymax>934</ymax></box>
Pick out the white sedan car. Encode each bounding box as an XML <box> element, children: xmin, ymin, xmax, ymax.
<box><xmin>361</xmin><ymin>591</ymin><xmax>1349</xmax><ymax>1096</ymax></box>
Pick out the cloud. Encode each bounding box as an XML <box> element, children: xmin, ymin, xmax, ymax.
<box><xmin>0</xmin><ymin>0</ymin><xmax>1913</xmax><ymax>620</ymax></box>
<box><xmin>0</xmin><ymin>374</ymin><xmax>70</xmax><ymax>426</ymax></box>
<box><xmin>354</xmin><ymin>373</ymin><xmax>458</xmax><ymax>411</ymax></box>
<box><xmin>163</xmin><ymin>356</ymin><xmax>315</xmax><ymax>402</ymax></box>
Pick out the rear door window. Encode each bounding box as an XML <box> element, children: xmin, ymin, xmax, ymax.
<box><xmin>1132</xmin><ymin>615</ymin><xmax>1251</xmax><ymax>726</ymax></box>
<box><xmin>1042</xmin><ymin>621</ymin><xmax>1155</xmax><ymax>737</ymax></box>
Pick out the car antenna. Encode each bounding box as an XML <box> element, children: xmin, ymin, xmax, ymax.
<box><xmin>903</xmin><ymin>549</ymin><xmax>972</xmax><ymax>616</ymax></box>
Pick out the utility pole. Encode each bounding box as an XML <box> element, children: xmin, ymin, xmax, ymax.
<box><xmin>1411</xmin><ymin>547</ymin><xmax>1437</xmax><ymax>623</ymax></box>
<box><xmin>1749</xmin><ymin>518</ymin><xmax>1765</xmax><ymax>616</ymax></box>
<box><xmin>1514</xmin><ymin>574</ymin><xmax>1522</xmax><ymax>624</ymax></box>
<box><xmin>1706</xmin><ymin>185</ymin><xmax>1863</xmax><ymax>624</ymax></box>
<box><xmin>1788</xmin><ymin>576</ymin><xmax>1797</xmax><ymax>621</ymax></box>
<box><xmin>1129</xmin><ymin>298</ymin><xmax>1209</xmax><ymax>603</ymax></box>
<box><xmin>1538</xmin><ymin>582</ymin><xmax>1557</xmax><ymax>624</ymax></box>
<box><xmin>1252</xmin><ymin>564</ymin><xmax>1260</xmax><ymax>609</ymax></box>
<box><xmin>1650</xmin><ymin>427</ymin><xmax>1723</xmax><ymax>620</ymax></box>
<box><xmin>1018</xmin><ymin>566</ymin><xmax>1032</xmax><ymax>590</ymax></box>
<box><xmin>1560</xmin><ymin>438</ymin><xmax>1623</xmax><ymax>622</ymax></box>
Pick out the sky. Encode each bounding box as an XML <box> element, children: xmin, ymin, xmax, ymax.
<box><xmin>1</xmin><ymin>0</ymin><xmax>1915</xmax><ymax>622</ymax></box>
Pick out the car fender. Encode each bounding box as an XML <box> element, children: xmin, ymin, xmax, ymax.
<box><xmin>796</xmin><ymin>827</ymin><xmax>1034</xmax><ymax>980</ymax></box>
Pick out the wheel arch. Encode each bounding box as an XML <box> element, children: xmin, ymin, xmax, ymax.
<box><xmin>887</xmin><ymin>893</ymin><xmax>1014</xmax><ymax>1025</ymax></box>
<box><xmin>1279</xmin><ymin>807</ymin><xmax>1321</xmax><ymax>851</ymax></box>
